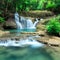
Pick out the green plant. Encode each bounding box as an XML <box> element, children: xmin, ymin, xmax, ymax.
<box><xmin>46</xmin><ymin>1</ymin><xmax>56</xmax><ymax>11</ymax></box>
<box><xmin>55</xmin><ymin>15</ymin><xmax>60</xmax><ymax>21</ymax></box>
<box><xmin>37</xmin><ymin>0</ymin><xmax>44</xmax><ymax>10</ymax></box>
<box><xmin>46</xmin><ymin>18</ymin><xmax>60</xmax><ymax>35</ymax></box>
<box><xmin>0</xmin><ymin>17</ymin><xmax>5</xmax><ymax>23</ymax></box>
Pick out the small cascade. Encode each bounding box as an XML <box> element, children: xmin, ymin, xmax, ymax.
<box><xmin>20</xmin><ymin>16</ymin><xmax>27</xmax><ymax>29</ymax></box>
<box><xmin>33</xmin><ymin>18</ymin><xmax>39</xmax><ymax>27</ymax></box>
<box><xmin>26</xmin><ymin>19</ymin><xmax>34</xmax><ymax>29</ymax></box>
<box><xmin>14</xmin><ymin>12</ymin><xmax>23</xmax><ymax>29</ymax></box>
<box><xmin>0</xmin><ymin>36</ymin><xmax>44</xmax><ymax>48</ymax></box>
<box><xmin>14</xmin><ymin>12</ymin><xmax>39</xmax><ymax>30</ymax></box>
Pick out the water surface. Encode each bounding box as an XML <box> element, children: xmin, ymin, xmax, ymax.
<box><xmin>0</xmin><ymin>46</ymin><xmax>60</xmax><ymax>60</ymax></box>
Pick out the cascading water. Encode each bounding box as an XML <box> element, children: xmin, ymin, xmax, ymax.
<box><xmin>26</xmin><ymin>18</ymin><xmax>39</xmax><ymax>29</ymax></box>
<box><xmin>14</xmin><ymin>12</ymin><xmax>39</xmax><ymax>30</ymax></box>
<box><xmin>14</xmin><ymin>12</ymin><xmax>23</xmax><ymax>29</ymax></box>
<box><xmin>0</xmin><ymin>36</ymin><xmax>44</xmax><ymax>48</ymax></box>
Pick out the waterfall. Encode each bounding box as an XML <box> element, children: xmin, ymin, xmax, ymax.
<box><xmin>14</xmin><ymin>12</ymin><xmax>39</xmax><ymax>30</ymax></box>
<box><xmin>20</xmin><ymin>16</ymin><xmax>27</xmax><ymax>29</ymax></box>
<box><xmin>26</xmin><ymin>19</ymin><xmax>34</xmax><ymax>29</ymax></box>
<box><xmin>14</xmin><ymin>12</ymin><xmax>23</xmax><ymax>29</ymax></box>
<box><xmin>33</xmin><ymin>18</ymin><xmax>39</xmax><ymax>27</ymax></box>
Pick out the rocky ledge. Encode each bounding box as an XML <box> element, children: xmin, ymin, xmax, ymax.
<box><xmin>37</xmin><ymin>36</ymin><xmax>60</xmax><ymax>47</ymax></box>
<box><xmin>0</xmin><ymin>30</ymin><xmax>60</xmax><ymax>47</ymax></box>
<box><xmin>0</xmin><ymin>30</ymin><xmax>10</xmax><ymax>37</ymax></box>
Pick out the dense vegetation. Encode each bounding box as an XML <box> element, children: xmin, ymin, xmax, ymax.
<box><xmin>0</xmin><ymin>0</ymin><xmax>60</xmax><ymax>21</ymax></box>
<box><xmin>0</xmin><ymin>0</ymin><xmax>60</xmax><ymax>12</ymax></box>
<box><xmin>46</xmin><ymin>15</ymin><xmax>60</xmax><ymax>36</ymax></box>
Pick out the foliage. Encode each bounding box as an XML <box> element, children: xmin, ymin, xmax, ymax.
<box><xmin>46</xmin><ymin>1</ymin><xmax>56</xmax><ymax>11</ymax></box>
<box><xmin>0</xmin><ymin>17</ymin><xmax>5</xmax><ymax>23</ymax></box>
<box><xmin>37</xmin><ymin>0</ymin><xmax>46</xmax><ymax>10</ymax></box>
<box><xmin>46</xmin><ymin>18</ymin><xmax>60</xmax><ymax>35</ymax></box>
<box><xmin>0</xmin><ymin>0</ymin><xmax>60</xmax><ymax>23</ymax></box>
<box><xmin>0</xmin><ymin>0</ymin><xmax>60</xmax><ymax>13</ymax></box>
<box><xmin>55</xmin><ymin>15</ymin><xmax>60</xmax><ymax>21</ymax></box>
<box><xmin>54</xmin><ymin>0</ymin><xmax>60</xmax><ymax>13</ymax></box>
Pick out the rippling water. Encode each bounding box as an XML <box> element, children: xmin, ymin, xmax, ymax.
<box><xmin>0</xmin><ymin>46</ymin><xmax>60</xmax><ymax>60</ymax></box>
<box><xmin>0</xmin><ymin>30</ymin><xmax>60</xmax><ymax>60</ymax></box>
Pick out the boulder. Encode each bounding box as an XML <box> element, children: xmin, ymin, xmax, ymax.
<box><xmin>37</xmin><ymin>31</ymin><xmax>46</xmax><ymax>36</ymax></box>
<box><xmin>3</xmin><ymin>18</ymin><xmax>16</xmax><ymax>29</ymax></box>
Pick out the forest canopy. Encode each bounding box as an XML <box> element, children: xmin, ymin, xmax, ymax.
<box><xmin>0</xmin><ymin>0</ymin><xmax>60</xmax><ymax>12</ymax></box>
<box><xmin>0</xmin><ymin>0</ymin><xmax>60</xmax><ymax>22</ymax></box>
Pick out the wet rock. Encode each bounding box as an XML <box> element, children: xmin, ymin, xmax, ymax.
<box><xmin>50</xmin><ymin>44</ymin><xmax>59</xmax><ymax>47</ymax></box>
<box><xmin>15</xmin><ymin>38</ymin><xmax>20</xmax><ymax>40</ymax></box>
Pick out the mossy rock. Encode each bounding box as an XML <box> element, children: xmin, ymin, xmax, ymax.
<box><xmin>20</xmin><ymin>10</ymin><xmax>54</xmax><ymax>18</ymax></box>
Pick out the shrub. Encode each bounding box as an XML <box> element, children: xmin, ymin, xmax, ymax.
<box><xmin>55</xmin><ymin>15</ymin><xmax>60</xmax><ymax>21</ymax></box>
<box><xmin>46</xmin><ymin>18</ymin><xmax>60</xmax><ymax>35</ymax></box>
<box><xmin>46</xmin><ymin>1</ymin><xmax>56</xmax><ymax>11</ymax></box>
<box><xmin>0</xmin><ymin>17</ymin><xmax>5</xmax><ymax>23</ymax></box>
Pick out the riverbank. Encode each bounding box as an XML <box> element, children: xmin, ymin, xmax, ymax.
<box><xmin>0</xmin><ymin>31</ymin><xmax>60</xmax><ymax>48</ymax></box>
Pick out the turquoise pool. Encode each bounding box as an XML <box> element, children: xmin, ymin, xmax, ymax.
<box><xmin>0</xmin><ymin>46</ymin><xmax>60</xmax><ymax>60</ymax></box>
<box><xmin>5</xmin><ymin>29</ymin><xmax>36</xmax><ymax>33</ymax></box>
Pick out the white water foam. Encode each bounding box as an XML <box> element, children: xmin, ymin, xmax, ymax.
<box><xmin>14</xmin><ymin>12</ymin><xmax>39</xmax><ymax>30</ymax></box>
<box><xmin>0</xmin><ymin>37</ymin><xmax>44</xmax><ymax>48</ymax></box>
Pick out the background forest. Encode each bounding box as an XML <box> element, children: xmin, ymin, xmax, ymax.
<box><xmin>0</xmin><ymin>0</ymin><xmax>60</xmax><ymax>22</ymax></box>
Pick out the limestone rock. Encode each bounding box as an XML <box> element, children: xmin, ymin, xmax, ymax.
<box><xmin>37</xmin><ymin>31</ymin><xmax>45</xmax><ymax>36</ymax></box>
<box><xmin>48</xmin><ymin>37</ymin><xmax>60</xmax><ymax>46</ymax></box>
<box><xmin>0</xmin><ymin>30</ymin><xmax>10</xmax><ymax>37</ymax></box>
